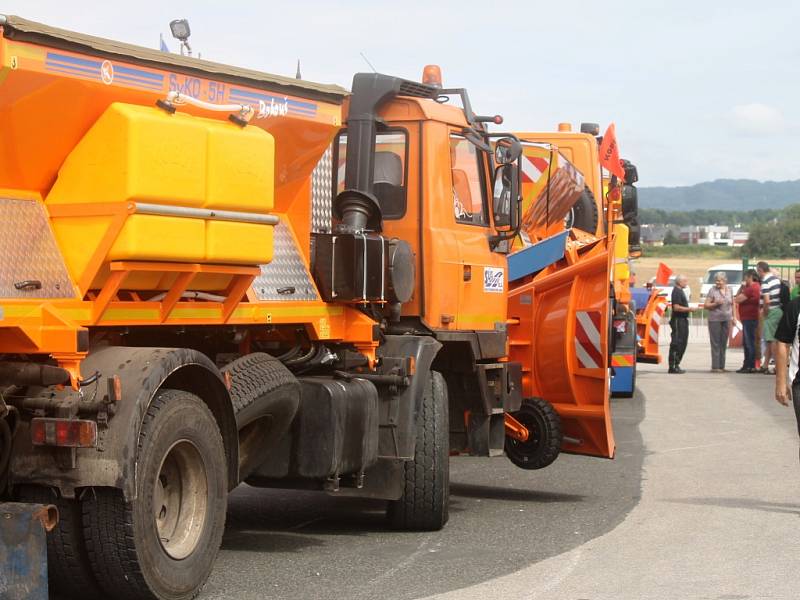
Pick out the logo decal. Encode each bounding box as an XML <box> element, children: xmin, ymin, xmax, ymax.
<box><xmin>100</xmin><ymin>60</ymin><xmax>114</xmax><ymax>85</ymax></box>
<box><xmin>483</xmin><ymin>267</ymin><xmax>504</xmax><ymax>293</ymax></box>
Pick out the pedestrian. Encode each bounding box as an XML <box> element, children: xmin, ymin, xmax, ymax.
<box><xmin>773</xmin><ymin>295</ymin><xmax>800</xmax><ymax>464</ymax></box>
<box><xmin>791</xmin><ymin>269</ymin><xmax>800</xmax><ymax>300</ymax></box>
<box><xmin>734</xmin><ymin>269</ymin><xmax>761</xmax><ymax>373</ymax></box>
<box><xmin>704</xmin><ymin>271</ymin><xmax>733</xmax><ymax>372</ymax></box>
<box><xmin>757</xmin><ymin>261</ymin><xmax>782</xmax><ymax>374</ymax></box>
<box><xmin>668</xmin><ymin>274</ymin><xmax>697</xmax><ymax>374</ymax></box>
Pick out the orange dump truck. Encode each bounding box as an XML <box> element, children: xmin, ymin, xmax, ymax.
<box><xmin>0</xmin><ymin>17</ymin><xmax>614</xmax><ymax>599</ymax></box>
<box><xmin>512</xmin><ymin>125</ymin><xmax>642</xmax><ymax>397</ymax></box>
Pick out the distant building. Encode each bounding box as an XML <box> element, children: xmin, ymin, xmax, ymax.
<box><xmin>641</xmin><ymin>224</ymin><xmax>671</xmax><ymax>246</ymax></box>
<box><xmin>678</xmin><ymin>225</ymin><xmax>748</xmax><ymax>246</ymax></box>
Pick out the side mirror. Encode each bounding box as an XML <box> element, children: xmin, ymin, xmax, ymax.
<box><xmin>494</xmin><ymin>137</ymin><xmax>522</xmax><ymax>165</ymax></box>
<box><xmin>492</xmin><ymin>163</ymin><xmax>520</xmax><ymax>231</ymax></box>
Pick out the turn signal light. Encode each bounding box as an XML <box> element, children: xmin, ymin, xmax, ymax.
<box><xmin>31</xmin><ymin>418</ymin><xmax>97</xmax><ymax>448</ymax></box>
<box><xmin>422</xmin><ymin>64</ymin><xmax>443</xmax><ymax>88</ymax></box>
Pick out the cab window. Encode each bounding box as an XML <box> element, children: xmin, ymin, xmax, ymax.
<box><xmin>335</xmin><ymin>131</ymin><xmax>408</xmax><ymax>219</ymax></box>
<box><xmin>450</xmin><ymin>135</ymin><xmax>488</xmax><ymax>226</ymax></box>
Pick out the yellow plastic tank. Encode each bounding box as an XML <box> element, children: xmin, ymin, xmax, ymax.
<box><xmin>45</xmin><ymin>103</ymin><xmax>276</xmax><ymax>289</ymax></box>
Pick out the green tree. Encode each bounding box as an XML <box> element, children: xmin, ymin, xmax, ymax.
<box><xmin>663</xmin><ymin>230</ymin><xmax>680</xmax><ymax>245</ymax></box>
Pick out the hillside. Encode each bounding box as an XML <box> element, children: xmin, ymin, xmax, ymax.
<box><xmin>638</xmin><ymin>179</ymin><xmax>800</xmax><ymax>211</ymax></box>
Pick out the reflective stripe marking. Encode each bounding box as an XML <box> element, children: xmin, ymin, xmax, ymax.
<box><xmin>575</xmin><ymin>342</ymin><xmax>599</xmax><ymax>370</ymax></box>
<box><xmin>575</xmin><ymin>310</ymin><xmax>603</xmax><ymax>369</ymax></box>
<box><xmin>649</xmin><ymin>301</ymin><xmax>666</xmax><ymax>342</ymax></box>
<box><xmin>611</xmin><ymin>354</ymin><xmax>634</xmax><ymax>367</ymax></box>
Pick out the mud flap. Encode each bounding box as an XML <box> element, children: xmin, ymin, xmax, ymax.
<box><xmin>506</xmin><ymin>238</ymin><xmax>614</xmax><ymax>458</ymax></box>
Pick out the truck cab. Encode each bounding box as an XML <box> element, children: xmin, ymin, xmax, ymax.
<box><xmin>314</xmin><ymin>70</ymin><xmax>525</xmax><ymax>459</ymax></box>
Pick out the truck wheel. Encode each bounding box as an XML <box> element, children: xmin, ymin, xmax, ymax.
<box><xmin>570</xmin><ymin>187</ymin><xmax>600</xmax><ymax>234</ymax></box>
<box><xmin>505</xmin><ymin>398</ymin><xmax>562</xmax><ymax>470</ymax></box>
<box><xmin>221</xmin><ymin>352</ymin><xmax>300</xmax><ymax>482</ymax></box>
<box><xmin>82</xmin><ymin>389</ymin><xmax>227</xmax><ymax>600</ymax></box>
<box><xmin>16</xmin><ymin>485</ymin><xmax>103</xmax><ymax>599</ymax></box>
<box><xmin>387</xmin><ymin>370</ymin><xmax>449</xmax><ymax>531</ymax></box>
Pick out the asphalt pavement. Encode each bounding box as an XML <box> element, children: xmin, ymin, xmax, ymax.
<box><xmin>203</xmin><ymin>338</ymin><xmax>800</xmax><ymax>600</ymax></box>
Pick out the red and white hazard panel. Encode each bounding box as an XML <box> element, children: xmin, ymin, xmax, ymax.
<box><xmin>649</xmin><ymin>301</ymin><xmax>666</xmax><ymax>343</ymax></box>
<box><xmin>575</xmin><ymin>310</ymin><xmax>603</xmax><ymax>369</ymax></box>
<box><xmin>520</xmin><ymin>154</ymin><xmax>549</xmax><ymax>184</ymax></box>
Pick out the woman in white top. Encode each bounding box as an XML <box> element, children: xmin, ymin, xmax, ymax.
<box><xmin>704</xmin><ymin>271</ymin><xmax>733</xmax><ymax>372</ymax></box>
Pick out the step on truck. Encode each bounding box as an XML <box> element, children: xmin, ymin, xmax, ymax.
<box><xmin>0</xmin><ymin>17</ymin><xmax>614</xmax><ymax>600</ymax></box>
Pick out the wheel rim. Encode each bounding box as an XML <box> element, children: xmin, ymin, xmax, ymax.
<box><xmin>153</xmin><ymin>439</ymin><xmax>208</xmax><ymax>560</ymax></box>
<box><xmin>506</xmin><ymin>410</ymin><xmax>543</xmax><ymax>463</ymax></box>
<box><xmin>563</xmin><ymin>207</ymin><xmax>575</xmax><ymax>230</ymax></box>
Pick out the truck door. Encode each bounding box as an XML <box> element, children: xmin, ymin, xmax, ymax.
<box><xmin>421</xmin><ymin>124</ymin><xmax>507</xmax><ymax>332</ymax></box>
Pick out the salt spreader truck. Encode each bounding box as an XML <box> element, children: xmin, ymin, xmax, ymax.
<box><xmin>0</xmin><ymin>17</ymin><xmax>614</xmax><ymax>600</ymax></box>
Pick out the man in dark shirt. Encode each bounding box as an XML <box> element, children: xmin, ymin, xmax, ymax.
<box><xmin>668</xmin><ymin>275</ymin><xmax>696</xmax><ymax>373</ymax></box>
<box><xmin>773</xmin><ymin>296</ymin><xmax>800</xmax><ymax>459</ymax></box>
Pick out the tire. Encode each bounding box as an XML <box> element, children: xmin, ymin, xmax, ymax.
<box><xmin>387</xmin><ymin>370</ymin><xmax>449</xmax><ymax>531</ymax></box>
<box><xmin>221</xmin><ymin>353</ymin><xmax>300</xmax><ymax>482</ymax></box>
<box><xmin>16</xmin><ymin>485</ymin><xmax>104</xmax><ymax>599</ymax></box>
<box><xmin>570</xmin><ymin>187</ymin><xmax>600</xmax><ymax>234</ymax></box>
<box><xmin>82</xmin><ymin>389</ymin><xmax>227</xmax><ymax>600</ymax></box>
<box><xmin>505</xmin><ymin>398</ymin><xmax>562</xmax><ymax>470</ymax></box>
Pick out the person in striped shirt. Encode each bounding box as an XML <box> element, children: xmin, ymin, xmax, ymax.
<box><xmin>757</xmin><ymin>261</ymin><xmax>782</xmax><ymax>374</ymax></box>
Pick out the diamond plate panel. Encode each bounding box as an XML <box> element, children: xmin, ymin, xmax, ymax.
<box><xmin>253</xmin><ymin>222</ymin><xmax>318</xmax><ymax>301</ymax></box>
<box><xmin>0</xmin><ymin>199</ymin><xmax>76</xmax><ymax>298</ymax></box>
<box><xmin>311</xmin><ymin>146</ymin><xmax>333</xmax><ymax>233</ymax></box>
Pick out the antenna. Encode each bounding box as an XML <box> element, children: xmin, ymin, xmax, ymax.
<box><xmin>359</xmin><ymin>51</ymin><xmax>377</xmax><ymax>73</ymax></box>
<box><xmin>296</xmin><ymin>59</ymin><xmax>302</xmax><ymax>80</ymax></box>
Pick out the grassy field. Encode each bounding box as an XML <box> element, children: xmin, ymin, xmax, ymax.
<box><xmin>641</xmin><ymin>245</ymin><xmax>742</xmax><ymax>259</ymax></box>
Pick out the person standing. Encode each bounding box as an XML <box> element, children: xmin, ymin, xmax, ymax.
<box><xmin>757</xmin><ymin>261</ymin><xmax>782</xmax><ymax>374</ymax></box>
<box><xmin>668</xmin><ymin>274</ymin><xmax>697</xmax><ymax>374</ymax></box>
<box><xmin>790</xmin><ymin>268</ymin><xmax>800</xmax><ymax>300</ymax></box>
<box><xmin>773</xmin><ymin>295</ymin><xmax>800</xmax><ymax>463</ymax></box>
<box><xmin>704</xmin><ymin>271</ymin><xmax>733</xmax><ymax>372</ymax></box>
<box><xmin>735</xmin><ymin>269</ymin><xmax>761</xmax><ymax>373</ymax></box>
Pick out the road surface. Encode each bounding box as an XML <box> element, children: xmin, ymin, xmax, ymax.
<box><xmin>203</xmin><ymin>340</ymin><xmax>800</xmax><ymax>600</ymax></box>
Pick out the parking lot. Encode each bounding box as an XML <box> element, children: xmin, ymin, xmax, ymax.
<box><xmin>201</xmin><ymin>338</ymin><xmax>800</xmax><ymax>600</ymax></box>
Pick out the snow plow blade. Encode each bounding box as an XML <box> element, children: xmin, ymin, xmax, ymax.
<box><xmin>506</xmin><ymin>238</ymin><xmax>614</xmax><ymax>459</ymax></box>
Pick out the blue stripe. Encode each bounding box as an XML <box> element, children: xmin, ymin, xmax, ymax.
<box><xmin>115</xmin><ymin>65</ymin><xmax>163</xmax><ymax>82</ymax></box>
<box><xmin>113</xmin><ymin>72</ymin><xmax>162</xmax><ymax>85</ymax></box>
<box><xmin>114</xmin><ymin>74</ymin><xmax>162</xmax><ymax>90</ymax></box>
<box><xmin>46</xmin><ymin>52</ymin><xmax>101</xmax><ymax>69</ymax></box>
<box><xmin>229</xmin><ymin>88</ymin><xmax>317</xmax><ymax>112</ymax></box>
<box><xmin>45</xmin><ymin>61</ymin><xmax>98</xmax><ymax>77</ymax></box>
<box><xmin>45</xmin><ymin>66</ymin><xmax>99</xmax><ymax>80</ymax></box>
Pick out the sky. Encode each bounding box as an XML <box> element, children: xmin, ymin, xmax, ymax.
<box><xmin>6</xmin><ymin>0</ymin><xmax>799</xmax><ymax>187</ymax></box>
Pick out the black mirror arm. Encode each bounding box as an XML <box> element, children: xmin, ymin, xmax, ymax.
<box><xmin>462</xmin><ymin>127</ymin><xmax>492</xmax><ymax>153</ymax></box>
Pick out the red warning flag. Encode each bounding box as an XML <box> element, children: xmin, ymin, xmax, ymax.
<box><xmin>599</xmin><ymin>123</ymin><xmax>625</xmax><ymax>182</ymax></box>
<box><xmin>655</xmin><ymin>262</ymin><xmax>673</xmax><ymax>285</ymax></box>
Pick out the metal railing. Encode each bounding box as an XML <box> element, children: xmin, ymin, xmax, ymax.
<box><xmin>741</xmin><ymin>258</ymin><xmax>799</xmax><ymax>282</ymax></box>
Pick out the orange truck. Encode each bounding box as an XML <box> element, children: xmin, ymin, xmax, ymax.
<box><xmin>0</xmin><ymin>17</ymin><xmax>614</xmax><ymax>600</ymax></box>
<box><xmin>512</xmin><ymin>125</ymin><xmax>642</xmax><ymax>397</ymax></box>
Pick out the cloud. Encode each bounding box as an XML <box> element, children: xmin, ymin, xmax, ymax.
<box><xmin>730</xmin><ymin>103</ymin><xmax>784</xmax><ymax>135</ymax></box>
